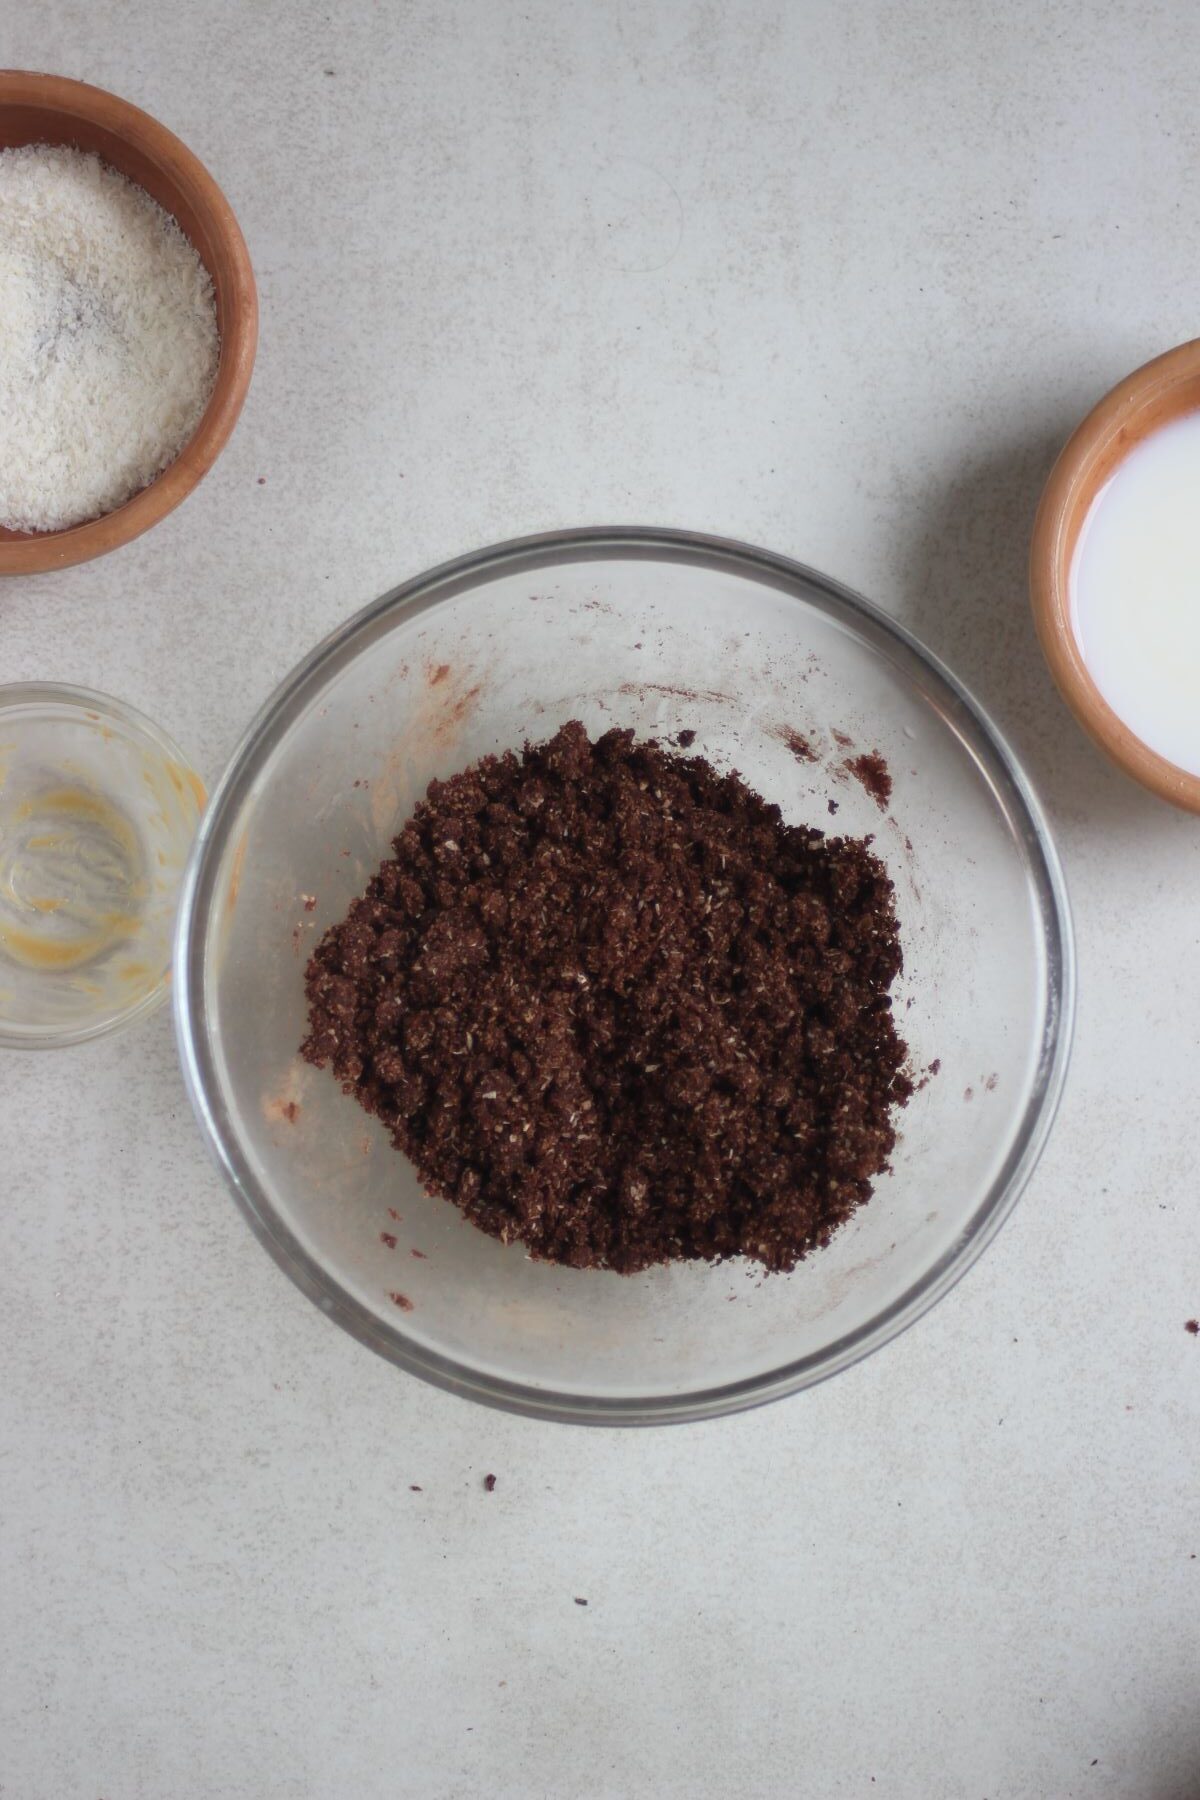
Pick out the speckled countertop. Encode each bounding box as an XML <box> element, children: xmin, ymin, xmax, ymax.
<box><xmin>3</xmin><ymin>4</ymin><xmax>1199</xmax><ymax>1796</ymax></box>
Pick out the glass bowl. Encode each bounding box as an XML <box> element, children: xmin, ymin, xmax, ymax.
<box><xmin>0</xmin><ymin>683</ymin><xmax>206</xmax><ymax>1048</ymax></box>
<box><xmin>175</xmin><ymin>528</ymin><xmax>1074</xmax><ymax>1424</ymax></box>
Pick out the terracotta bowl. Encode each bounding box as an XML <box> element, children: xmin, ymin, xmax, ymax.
<box><xmin>0</xmin><ymin>70</ymin><xmax>257</xmax><ymax>575</ymax></box>
<box><xmin>1030</xmin><ymin>338</ymin><xmax>1200</xmax><ymax>814</ymax></box>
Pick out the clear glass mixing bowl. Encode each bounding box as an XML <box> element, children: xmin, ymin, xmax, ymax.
<box><xmin>175</xmin><ymin>529</ymin><xmax>1074</xmax><ymax>1424</ymax></box>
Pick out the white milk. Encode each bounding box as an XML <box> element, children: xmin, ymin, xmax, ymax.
<box><xmin>1070</xmin><ymin>410</ymin><xmax>1200</xmax><ymax>776</ymax></box>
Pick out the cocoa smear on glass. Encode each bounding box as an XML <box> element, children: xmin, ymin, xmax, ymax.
<box><xmin>779</xmin><ymin>726</ymin><xmax>817</xmax><ymax>763</ymax></box>
<box><xmin>302</xmin><ymin>722</ymin><xmax>912</xmax><ymax>1275</ymax></box>
<box><xmin>844</xmin><ymin>751</ymin><xmax>893</xmax><ymax>810</ymax></box>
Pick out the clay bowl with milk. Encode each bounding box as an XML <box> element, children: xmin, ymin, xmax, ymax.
<box><xmin>1031</xmin><ymin>337</ymin><xmax>1200</xmax><ymax>815</ymax></box>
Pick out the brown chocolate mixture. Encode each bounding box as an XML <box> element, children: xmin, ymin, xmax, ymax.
<box><xmin>302</xmin><ymin>722</ymin><xmax>911</xmax><ymax>1274</ymax></box>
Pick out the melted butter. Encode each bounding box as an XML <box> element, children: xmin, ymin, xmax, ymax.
<box><xmin>167</xmin><ymin>761</ymin><xmax>208</xmax><ymax>812</ymax></box>
<box><xmin>0</xmin><ymin>922</ymin><xmax>130</xmax><ymax>971</ymax></box>
<box><xmin>0</xmin><ymin>784</ymin><xmax>145</xmax><ymax>974</ymax></box>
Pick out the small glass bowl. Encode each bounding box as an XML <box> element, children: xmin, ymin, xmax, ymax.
<box><xmin>175</xmin><ymin>528</ymin><xmax>1074</xmax><ymax>1425</ymax></box>
<box><xmin>0</xmin><ymin>684</ymin><xmax>205</xmax><ymax>1048</ymax></box>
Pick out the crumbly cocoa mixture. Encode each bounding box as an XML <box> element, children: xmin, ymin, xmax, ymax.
<box><xmin>302</xmin><ymin>721</ymin><xmax>911</xmax><ymax>1275</ymax></box>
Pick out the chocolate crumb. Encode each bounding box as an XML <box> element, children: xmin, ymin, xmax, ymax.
<box><xmin>484</xmin><ymin>1473</ymin><xmax>497</xmax><ymax>1491</ymax></box>
<box><xmin>380</xmin><ymin>1232</ymin><xmax>397</xmax><ymax>1249</ymax></box>
<box><xmin>779</xmin><ymin>727</ymin><xmax>817</xmax><ymax>764</ymax></box>
<box><xmin>574</xmin><ymin>1597</ymin><xmax>588</xmax><ymax>1606</ymax></box>
<box><xmin>964</xmin><ymin>1086</ymin><xmax>974</xmax><ymax>1103</ymax></box>
<box><xmin>675</xmin><ymin>729</ymin><xmax>696</xmax><ymax>749</ymax></box>
<box><xmin>985</xmin><ymin>1072</ymin><xmax>998</xmax><ymax>1092</ymax></box>
<box><xmin>411</xmin><ymin>1247</ymin><xmax>427</xmax><ymax>1259</ymax></box>
<box><xmin>388</xmin><ymin>1292</ymin><xmax>414</xmax><ymax>1311</ymax></box>
<box><xmin>1186</xmin><ymin>1319</ymin><xmax>1199</xmax><ymax>1336</ymax></box>
<box><xmin>844</xmin><ymin>752</ymin><xmax>892</xmax><ymax>811</ymax></box>
<box><xmin>410</xmin><ymin>1483</ymin><xmax>422</xmax><ymax>1491</ymax></box>
<box><xmin>302</xmin><ymin>894</ymin><xmax>317</xmax><ymax>912</ymax></box>
<box><xmin>302</xmin><ymin>721</ymin><xmax>911</xmax><ymax>1274</ymax></box>
<box><xmin>257</xmin><ymin>475</ymin><xmax>267</xmax><ymax>485</ymax></box>
<box><xmin>827</xmin><ymin>799</ymin><xmax>839</xmax><ymax>815</ymax></box>
<box><xmin>929</xmin><ymin>1058</ymin><xmax>941</xmax><ymax>1077</ymax></box>
<box><xmin>832</xmin><ymin>729</ymin><xmax>854</xmax><ymax>748</ymax></box>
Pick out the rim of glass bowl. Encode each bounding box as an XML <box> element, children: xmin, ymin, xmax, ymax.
<box><xmin>174</xmin><ymin>527</ymin><xmax>1075</xmax><ymax>1426</ymax></box>
<box><xmin>0</xmin><ymin>681</ymin><xmax>201</xmax><ymax>1050</ymax></box>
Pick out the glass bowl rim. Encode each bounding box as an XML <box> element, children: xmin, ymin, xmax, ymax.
<box><xmin>0</xmin><ymin>679</ymin><xmax>200</xmax><ymax>1050</ymax></box>
<box><xmin>173</xmin><ymin>526</ymin><xmax>1075</xmax><ymax>1426</ymax></box>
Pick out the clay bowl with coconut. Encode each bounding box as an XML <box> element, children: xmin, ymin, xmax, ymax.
<box><xmin>0</xmin><ymin>70</ymin><xmax>256</xmax><ymax>575</ymax></box>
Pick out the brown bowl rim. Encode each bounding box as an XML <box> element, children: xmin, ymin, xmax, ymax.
<box><xmin>1029</xmin><ymin>336</ymin><xmax>1200</xmax><ymax>815</ymax></box>
<box><xmin>0</xmin><ymin>69</ymin><xmax>257</xmax><ymax>575</ymax></box>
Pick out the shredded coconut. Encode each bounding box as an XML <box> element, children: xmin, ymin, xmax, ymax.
<box><xmin>0</xmin><ymin>145</ymin><xmax>220</xmax><ymax>533</ymax></box>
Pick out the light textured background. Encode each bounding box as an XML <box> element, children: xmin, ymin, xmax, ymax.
<box><xmin>3</xmin><ymin>3</ymin><xmax>1199</xmax><ymax>1797</ymax></box>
